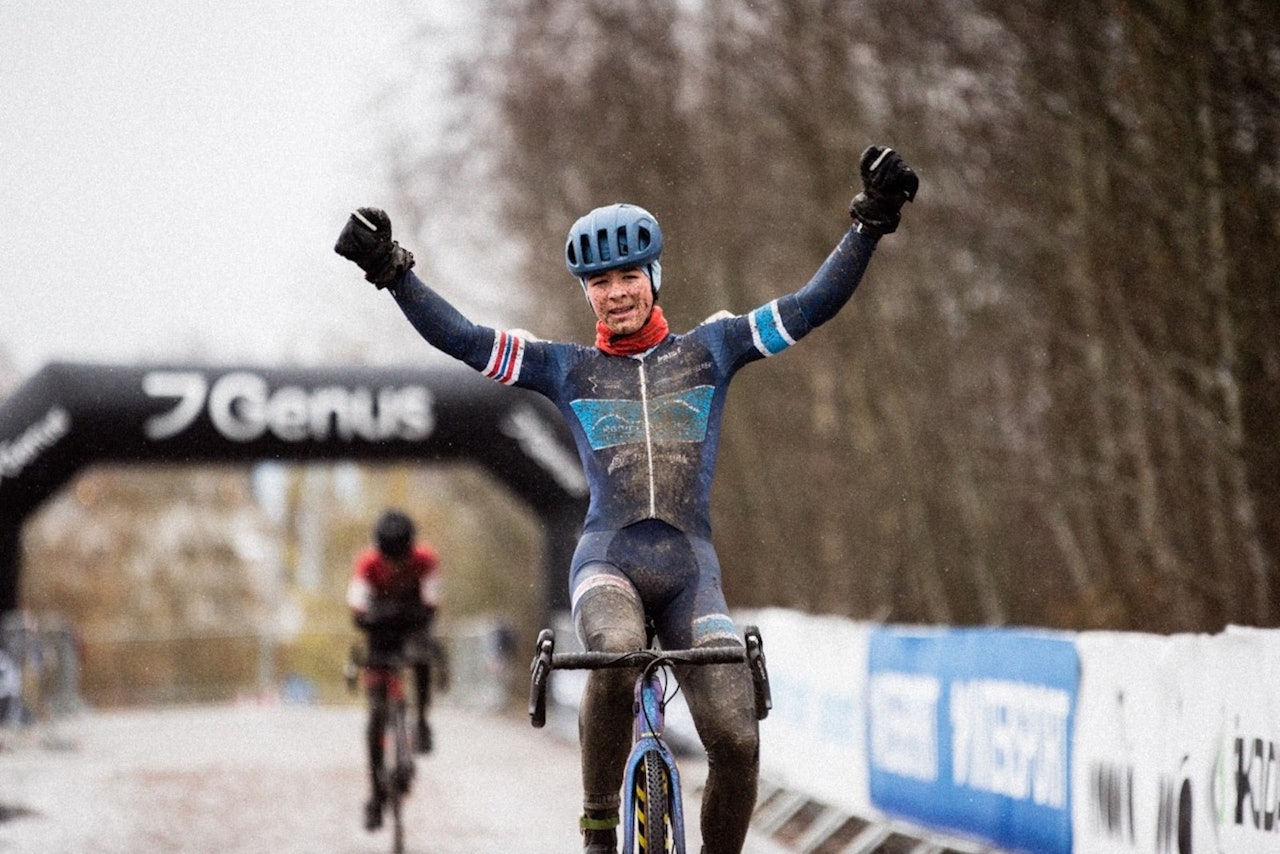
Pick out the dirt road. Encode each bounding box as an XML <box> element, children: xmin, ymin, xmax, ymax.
<box><xmin>0</xmin><ymin>702</ymin><xmax>715</xmax><ymax>853</ymax></box>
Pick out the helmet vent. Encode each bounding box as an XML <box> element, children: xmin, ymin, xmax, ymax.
<box><xmin>637</xmin><ymin>227</ymin><xmax>651</xmax><ymax>252</ymax></box>
<box><xmin>596</xmin><ymin>229</ymin><xmax>610</xmax><ymax>262</ymax></box>
<box><xmin>579</xmin><ymin>234</ymin><xmax>593</xmax><ymax>265</ymax></box>
<box><xmin>616</xmin><ymin>227</ymin><xmax>630</xmax><ymax>257</ymax></box>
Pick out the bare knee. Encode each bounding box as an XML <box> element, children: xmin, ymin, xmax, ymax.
<box><xmin>573</xmin><ymin>571</ymin><xmax>646</xmax><ymax>653</ymax></box>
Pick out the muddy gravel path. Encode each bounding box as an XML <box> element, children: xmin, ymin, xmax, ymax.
<box><xmin>0</xmin><ymin>702</ymin><xmax>715</xmax><ymax>853</ymax></box>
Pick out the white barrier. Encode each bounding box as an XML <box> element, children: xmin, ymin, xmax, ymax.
<box><xmin>536</xmin><ymin>608</ymin><xmax>1280</xmax><ymax>852</ymax></box>
<box><xmin>1074</xmin><ymin>627</ymin><xmax>1280</xmax><ymax>854</ymax></box>
<box><xmin>753</xmin><ymin>608</ymin><xmax>873</xmax><ymax>816</ymax></box>
<box><xmin>749</xmin><ymin>609</ymin><xmax>1280</xmax><ymax>854</ymax></box>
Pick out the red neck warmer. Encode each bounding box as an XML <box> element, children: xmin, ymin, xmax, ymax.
<box><xmin>595</xmin><ymin>305</ymin><xmax>670</xmax><ymax>356</ymax></box>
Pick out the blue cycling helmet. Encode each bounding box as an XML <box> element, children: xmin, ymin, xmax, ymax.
<box><xmin>565</xmin><ymin>203</ymin><xmax>663</xmax><ymax>293</ymax></box>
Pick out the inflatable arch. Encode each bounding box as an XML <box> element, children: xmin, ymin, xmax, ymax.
<box><xmin>0</xmin><ymin>361</ymin><xmax>588</xmax><ymax>616</ymax></box>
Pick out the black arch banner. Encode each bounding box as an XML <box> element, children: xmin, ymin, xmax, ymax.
<box><xmin>0</xmin><ymin>361</ymin><xmax>588</xmax><ymax>614</ymax></box>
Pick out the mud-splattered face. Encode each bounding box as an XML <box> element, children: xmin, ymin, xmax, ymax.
<box><xmin>585</xmin><ymin>266</ymin><xmax>654</xmax><ymax>337</ymax></box>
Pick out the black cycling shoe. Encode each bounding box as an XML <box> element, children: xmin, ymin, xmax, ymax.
<box><xmin>582</xmin><ymin>829</ymin><xmax>617</xmax><ymax>854</ymax></box>
<box><xmin>363</xmin><ymin>793</ymin><xmax>384</xmax><ymax>831</ymax></box>
<box><xmin>581</xmin><ymin>813</ymin><xmax>618</xmax><ymax>853</ymax></box>
<box><xmin>416</xmin><ymin>720</ymin><xmax>433</xmax><ymax>754</ymax></box>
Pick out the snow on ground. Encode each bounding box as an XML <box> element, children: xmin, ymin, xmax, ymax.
<box><xmin>0</xmin><ymin>701</ymin><xmax>717</xmax><ymax>853</ymax></box>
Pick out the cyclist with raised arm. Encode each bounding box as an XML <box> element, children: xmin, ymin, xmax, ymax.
<box><xmin>335</xmin><ymin>146</ymin><xmax>917</xmax><ymax>854</ymax></box>
<box><xmin>347</xmin><ymin>509</ymin><xmax>442</xmax><ymax>832</ymax></box>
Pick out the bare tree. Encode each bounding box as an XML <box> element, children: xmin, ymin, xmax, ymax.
<box><xmin>384</xmin><ymin>0</ymin><xmax>1280</xmax><ymax>631</ymax></box>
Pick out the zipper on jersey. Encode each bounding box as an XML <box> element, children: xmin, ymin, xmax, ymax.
<box><xmin>636</xmin><ymin>357</ymin><xmax>657</xmax><ymax>517</ymax></box>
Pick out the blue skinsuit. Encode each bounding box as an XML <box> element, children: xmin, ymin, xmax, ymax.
<box><xmin>387</xmin><ymin>225</ymin><xmax>876</xmax><ymax>646</ymax></box>
<box><xmin>389</xmin><ymin>225</ymin><xmax>877</xmax><ymax>844</ymax></box>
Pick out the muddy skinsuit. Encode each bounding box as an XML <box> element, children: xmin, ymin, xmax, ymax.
<box><xmin>387</xmin><ymin>226</ymin><xmax>878</xmax><ymax>853</ymax></box>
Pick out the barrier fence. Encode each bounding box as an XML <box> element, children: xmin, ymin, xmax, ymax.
<box><xmin>748</xmin><ymin>608</ymin><xmax>1280</xmax><ymax>854</ymax></box>
<box><xmin>9</xmin><ymin>606</ymin><xmax>1275</xmax><ymax>852</ymax></box>
<box><xmin>0</xmin><ymin>616</ymin><xmax>523</xmax><ymax>721</ymax></box>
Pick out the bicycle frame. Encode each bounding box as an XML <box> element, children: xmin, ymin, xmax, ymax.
<box><xmin>357</xmin><ymin>655</ymin><xmax>415</xmax><ymax>854</ymax></box>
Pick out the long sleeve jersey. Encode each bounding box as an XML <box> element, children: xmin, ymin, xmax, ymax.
<box><xmin>387</xmin><ymin>227</ymin><xmax>877</xmax><ymax>540</ymax></box>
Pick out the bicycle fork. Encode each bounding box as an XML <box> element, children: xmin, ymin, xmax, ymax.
<box><xmin>622</xmin><ymin>671</ymin><xmax>685</xmax><ymax>854</ymax></box>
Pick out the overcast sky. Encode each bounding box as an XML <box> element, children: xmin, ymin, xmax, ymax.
<box><xmin>1</xmin><ymin>1</ymin><xmax>469</xmax><ymax>380</ymax></box>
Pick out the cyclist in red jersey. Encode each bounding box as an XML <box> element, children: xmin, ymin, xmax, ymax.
<box><xmin>347</xmin><ymin>509</ymin><xmax>442</xmax><ymax>831</ymax></box>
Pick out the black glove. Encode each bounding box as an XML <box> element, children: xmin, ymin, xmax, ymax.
<box><xmin>334</xmin><ymin>207</ymin><xmax>415</xmax><ymax>288</ymax></box>
<box><xmin>849</xmin><ymin>146</ymin><xmax>919</xmax><ymax>237</ymax></box>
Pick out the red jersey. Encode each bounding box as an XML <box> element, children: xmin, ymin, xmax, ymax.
<box><xmin>346</xmin><ymin>544</ymin><xmax>441</xmax><ymax>615</ymax></box>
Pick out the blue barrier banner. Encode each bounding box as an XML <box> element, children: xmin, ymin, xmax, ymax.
<box><xmin>867</xmin><ymin>627</ymin><xmax>1079</xmax><ymax>854</ymax></box>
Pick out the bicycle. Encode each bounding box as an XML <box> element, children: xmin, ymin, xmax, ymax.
<box><xmin>529</xmin><ymin>625</ymin><xmax>772</xmax><ymax>853</ymax></box>
<box><xmin>348</xmin><ymin>645</ymin><xmax>417</xmax><ymax>854</ymax></box>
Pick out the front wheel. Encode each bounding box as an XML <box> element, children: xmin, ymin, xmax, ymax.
<box><xmin>389</xmin><ymin>792</ymin><xmax>404</xmax><ymax>854</ymax></box>
<box><xmin>390</xmin><ymin>700</ymin><xmax>415</xmax><ymax>795</ymax></box>
<box><xmin>637</xmin><ymin>750</ymin><xmax>672</xmax><ymax>853</ymax></box>
<box><xmin>386</xmin><ymin>699</ymin><xmax>413</xmax><ymax>854</ymax></box>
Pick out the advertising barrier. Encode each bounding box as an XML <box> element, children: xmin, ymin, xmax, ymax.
<box><xmin>866</xmin><ymin>626</ymin><xmax>1078</xmax><ymax>854</ymax></box>
<box><xmin>754</xmin><ymin>608</ymin><xmax>872</xmax><ymax>815</ymax></box>
<box><xmin>753</xmin><ymin>611</ymin><xmax>1280</xmax><ymax>854</ymax></box>
<box><xmin>1075</xmin><ymin>627</ymin><xmax>1280</xmax><ymax>854</ymax></box>
<box><xmin>1073</xmin><ymin>631</ymin><xmax>1193</xmax><ymax>854</ymax></box>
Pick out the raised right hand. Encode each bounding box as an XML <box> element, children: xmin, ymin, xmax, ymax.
<box><xmin>334</xmin><ymin>207</ymin><xmax>415</xmax><ymax>288</ymax></box>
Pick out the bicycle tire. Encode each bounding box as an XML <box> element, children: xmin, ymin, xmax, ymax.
<box><xmin>393</xmin><ymin>700</ymin><xmax>416</xmax><ymax>794</ymax></box>
<box><xmin>387</xmin><ymin>699</ymin><xmax>411</xmax><ymax>854</ymax></box>
<box><xmin>390</xmin><ymin>793</ymin><xmax>404</xmax><ymax>854</ymax></box>
<box><xmin>637</xmin><ymin>750</ymin><xmax>672</xmax><ymax>853</ymax></box>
